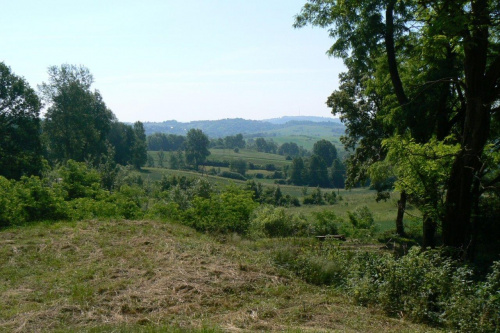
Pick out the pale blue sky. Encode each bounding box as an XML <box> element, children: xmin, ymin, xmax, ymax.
<box><xmin>1</xmin><ymin>0</ymin><xmax>344</xmax><ymax>122</ymax></box>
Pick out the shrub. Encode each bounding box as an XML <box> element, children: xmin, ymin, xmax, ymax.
<box><xmin>273</xmin><ymin>241</ymin><xmax>350</xmax><ymax>286</ymax></box>
<box><xmin>273</xmin><ymin>242</ymin><xmax>500</xmax><ymax>331</ymax></box>
<box><xmin>249</xmin><ymin>206</ymin><xmax>309</xmax><ymax>238</ymax></box>
<box><xmin>147</xmin><ymin>201</ymin><xmax>181</xmax><ymax>222</ymax></box>
<box><xmin>337</xmin><ymin>206</ymin><xmax>377</xmax><ymax>239</ymax></box>
<box><xmin>347</xmin><ymin>206</ymin><xmax>374</xmax><ymax>229</ymax></box>
<box><xmin>312</xmin><ymin>210</ymin><xmax>342</xmax><ymax>235</ymax></box>
<box><xmin>182</xmin><ymin>187</ymin><xmax>257</xmax><ymax>234</ymax></box>
<box><xmin>265</xmin><ymin>164</ymin><xmax>277</xmax><ymax>171</ymax></box>
<box><xmin>303</xmin><ymin>187</ymin><xmax>325</xmax><ymax>205</ymax></box>
<box><xmin>58</xmin><ymin>160</ymin><xmax>104</xmax><ymax>200</ymax></box>
<box><xmin>323</xmin><ymin>191</ymin><xmax>337</xmax><ymax>204</ymax></box>
<box><xmin>0</xmin><ymin>176</ymin><xmax>69</xmax><ymax>226</ymax></box>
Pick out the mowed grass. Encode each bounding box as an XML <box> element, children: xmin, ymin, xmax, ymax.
<box><xmin>0</xmin><ymin>219</ymin><xmax>438</xmax><ymax>332</ymax></box>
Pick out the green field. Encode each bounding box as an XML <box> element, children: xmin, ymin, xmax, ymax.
<box><xmin>137</xmin><ymin>166</ymin><xmax>420</xmax><ymax>235</ymax></box>
<box><xmin>207</xmin><ymin>148</ymin><xmax>293</xmax><ymax>168</ymax></box>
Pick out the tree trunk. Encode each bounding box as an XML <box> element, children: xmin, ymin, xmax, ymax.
<box><xmin>422</xmin><ymin>213</ymin><xmax>437</xmax><ymax>249</ymax></box>
<box><xmin>443</xmin><ymin>104</ymin><xmax>490</xmax><ymax>250</ymax></box>
<box><xmin>395</xmin><ymin>191</ymin><xmax>406</xmax><ymax>237</ymax></box>
<box><xmin>442</xmin><ymin>0</ymin><xmax>491</xmax><ymax>252</ymax></box>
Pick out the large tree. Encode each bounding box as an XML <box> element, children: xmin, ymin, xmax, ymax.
<box><xmin>108</xmin><ymin>121</ymin><xmax>135</xmax><ymax>165</ymax></box>
<box><xmin>313</xmin><ymin>139</ymin><xmax>338</xmax><ymax>166</ymax></box>
<box><xmin>131</xmin><ymin>121</ymin><xmax>148</xmax><ymax>169</ymax></box>
<box><xmin>40</xmin><ymin>64</ymin><xmax>114</xmax><ymax>164</ymax></box>
<box><xmin>0</xmin><ymin>62</ymin><xmax>43</xmax><ymax>179</ymax></box>
<box><xmin>295</xmin><ymin>0</ymin><xmax>500</xmax><ymax>252</ymax></box>
<box><xmin>185</xmin><ymin>129</ymin><xmax>210</xmax><ymax>169</ymax></box>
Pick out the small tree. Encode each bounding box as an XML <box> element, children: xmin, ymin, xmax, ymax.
<box><xmin>230</xmin><ymin>159</ymin><xmax>247</xmax><ymax>175</ymax></box>
<box><xmin>157</xmin><ymin>150</ymin><xmax>165</xmax><ymax>168</ymax></box>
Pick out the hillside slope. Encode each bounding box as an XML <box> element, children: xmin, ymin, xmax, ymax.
<box><xmin>0</xmin><ymin>220</ymin><xmax>438</xmax><ymax>332</ymax></box>
<box><xmin>142</xmin><ymin>118</ymin><xmax>345</xmax><ymax>139</ymax></box>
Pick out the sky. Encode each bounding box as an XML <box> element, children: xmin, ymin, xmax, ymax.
<box><xmin>1</xmin><ymin>0</ymin><xmax>345</xmax><ymax>123</ymax></box>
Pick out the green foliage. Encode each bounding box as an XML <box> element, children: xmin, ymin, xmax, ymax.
<box><xmin>41</xmin><ymin>64</ymin><xmax>114</xmax><ymax>164</ymax></box>
<box><xmin>0</xmin><ymin>175</ymin><xmax>68</xmax><ymax>226</ymax></box>
<box><xmin>290</xmin><ymin>157</ymin><xmax>307</xmax><ymax>186</ymax></box>
<box><xmin>303</xmin><ymin>187</ymin><xmax>325</xmax><ymax>205</ymax></box>
<box><xmin>384</xmin><ymin>136</ymin><xmax>459</xmax><ymax>220</ymax></box>
<box><xmin>330</xmin><ymin>158</ymin><xmax>346</xmax><ymax>189</ymax></box>
<box><xmin>312</xmin><ymin>210</ymin><xmax>342</xmax><ymax>235</ymax></box>
<box><xmin>131</xmin><ymin>121</ymin><xmax>148</xmax><ymax>169</ymax></box>
<box><xmin>312</xmin><ymin>139</ymin><xmax>338</xmax><ymax>166</ymax></box>
<box><xmin>278</xmin><ymin>142</ymin><xmax>300</xmax><ymax>157</ymax></box>
<box><xmin>229</xmin><ymin>158</ymin><xmax>247</xmax><ymax>175</ymax></box>
<box><xmin>185</xmin><ymin>129</ymin><xmax>210</xmax><ymax>169</ymax></box>
<box><xmin>347</xmin><ymin>206</ymin><xmax>374</xmax><ymax>229</ymax></box>
<box><xmin>107</xmin><ymin>121</ymin><xmax>135</xmax><ymax>166</ymax></box>
<box><xmin>295</xmin><ymin>0</ymin><xmax>500</xmax><ymax>252</ymax></box>
<box><xmin>0</xmin><ymin>62</ymin><xmax>43</xmax><ymax>179</ymax></box>
<box><xmin>182</xmin><ymin>187</ymin><xmax>257</xmax><ymax>234</ymax></box>
<box><xmin>147</xmin><ymin>132</ymin><xmax>185</xmax><ymax>151</ymax></box>
<box><xmin>249</xmin><ymin>206</ymin><xmax>310</xmax><ymax>238</ymax></box>
<box><xmin>307</xmin><ymin>155</ymin><xmax>329</xmax><ymax>187</ymax></box>
<box><xmin>254</xmin><ymin>137</ymin><xmax>278</xmax><ymax>153</ymax></box>
<box><xmin>342</xmin><ymin>206</ymin><xmax>377</xmax><ymax>239</ymax></box>
<box><xmin>274</xmin><ymin>240</ymin><xmax>500</xmax><ymax>331</ymax></box>
<box><xmin>273</xmin><ymin>240</ymin><xmax>349</xmax><ymax>286</ymax></box>
<box><xmin>59</xmin><ymin>160</ymin><xmax>104</xmax><ymax>200</ymax></box>
<box><xmin>219</xmin><ymin>171</ymin><xmax>247</xmax><ymax>181</ymax></box>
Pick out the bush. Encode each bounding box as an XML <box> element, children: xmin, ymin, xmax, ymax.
<box><xmin>312</xmin><ymin>210</ymin><xmax>342</xmax><ymax>235</ymax></box>
<box><xmin>182</xmin><ymin>187</ymin><xmax>257</xmax><ymax>234</ymax></box>
<box><xmin>347</xmin><ymin>206</ymin><xmax>374</xmax><ymax>229</ymax></box>
<box><xmin>303</xmin><ymin>187</ymin><xmax>325</xmax><ymax>205</ymax></box>
<box><xmin>0</xmin><ymin>176</ymin><xmax>69</xmax><ymax>227</ymax></box>
<box><xmin>337</xmin><ymin>206</ymin><xmax>377</xmax><ymax>239</ymax></box>
<box><xmin>249</xmin><ymin>206</ymin><xmax>309</xmax><ymax>238</ymax></box>
<box><xmin>59</xmin><ymin>160</ymin><xmax>104</xmax><ymax>200</ymax></box>
<box><xmin>323</xmin><ymin>191</ymin><xmax>337</xmax><ymax>204</ymax></box>
<box><xmin>273</xmin><ymin>241</ymin><xmax>350</xmax><ymax>286</ymax></box>
<box><xmin>274</xmin><ymin>242</ymin><xmax>500</xmax><ymax>331</ymax></box>
<box><xmin>265</xmin><ymin>164</ymin><xmax>277</xmax><ymax>171</ymax></box>
<box><xmin>147</xmin><ymin>201</ymin><xmax>181</xmax><ymax>221</ymax></box>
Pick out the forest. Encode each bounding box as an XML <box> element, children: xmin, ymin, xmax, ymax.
<box><xmin>1</xmin><ymin>0</ymin><xmax>500</xmax><ymax>331</ymax></box>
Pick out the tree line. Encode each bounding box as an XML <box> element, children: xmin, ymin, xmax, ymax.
<box><xmin>1</xmin><ymin>63</ymin><xmax>148</xmax><ymax>179</ymax></box>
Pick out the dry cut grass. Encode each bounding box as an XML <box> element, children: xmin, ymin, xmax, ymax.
<box><xmin>0</xmin><ymin>220</ymin><xmax>439</xmax><ymax>332</ymax></box>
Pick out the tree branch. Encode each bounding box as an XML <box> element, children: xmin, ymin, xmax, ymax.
<box><xmin>385</xmin><ymin>0</ymin><xmax>409</xmax><ymax>108</ymax></box>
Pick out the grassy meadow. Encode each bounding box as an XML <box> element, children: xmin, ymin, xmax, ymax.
<box><xmin>0</xmin><ymin>219</ymin><xmax>437</xmax><ymax>332</ymax></box>
<box><xmin>139</xmin><ymin>163</ymin><xmax>419</xmax><ymax>235</ymax></box>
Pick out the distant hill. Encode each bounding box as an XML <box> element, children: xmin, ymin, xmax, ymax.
<box><xmin>142</xmin><ymin>117</ymin><xmax>345</xmax><ymax>140</ymax></box>
<box><xmin>263</xmin><ymin>116</ymin><xmax>341</xmax><ymax>124</ymax></box>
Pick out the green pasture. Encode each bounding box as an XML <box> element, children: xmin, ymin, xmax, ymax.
<box><xmin>138</xmin><ymin>167</ymin><xmax>420</xmax><ymax>235</ymax></box>
<box><xmin>208</xmin><ymin>148</ymin><xmax>292</xmax><ymax>167</ymax></box>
